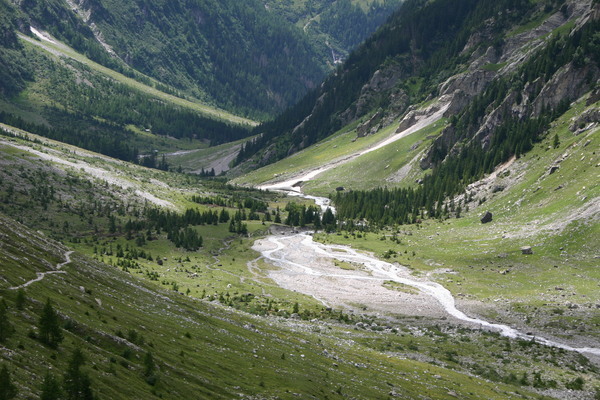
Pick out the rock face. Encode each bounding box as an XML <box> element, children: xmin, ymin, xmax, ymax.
<box><xmin>570</xmin><ymin>107</ymin><xmax>600</xmax><ymax>132</ymax></box>
<box><xmin>357</xmin><ymin>109</ymin><xmax>383</xmax><ymax>137</ymax></box>
<box><xmin>418</xmin><ymin>0</ymin><xmax>598</xmax><ymax>173</ymax></box>
<box><xmin>440</xmin><ymin>70</ymin><xmax>496</xmax><ymax>98</ymax></box>
<box><xmin>341</xmin><ymin>64</ymin><xmax>409</xmax><ymax>126</ymax></box>
<box><xmin>531</xmin><ymin>62</ymin><xmax>600</xmax><ymax>116</ymax></box>
<box><xmin>480</xmin><ymin>211</ymin><xmax>493</xmax><ymax>224</ymax></box>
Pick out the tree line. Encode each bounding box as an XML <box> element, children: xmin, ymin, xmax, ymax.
<box><xmin>333</xmin><ymin>16</ymin><xmax>599</xmax><ymax>228</ymax></box>
<box><xmin>234</xmin><ymin>0</ymin><xmax>548</xmax><ymax>167</ymax></box>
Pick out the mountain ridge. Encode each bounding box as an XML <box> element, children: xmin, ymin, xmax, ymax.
<box><xmin>234</xmin><ymin>0</ymin><xmax>596</xmax><ymax>170</ymax></box>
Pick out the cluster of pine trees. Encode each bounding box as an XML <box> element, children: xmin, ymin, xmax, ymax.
<box><xmin>167</xmin><ymin>227</ymin><xmax>203</xmax><ymax>251</ymax></box>
<box><xmin>0</xmin><ymin>296</ymin><xmax>96</xmax><ymax>400</ymax></box>
<box><xmin>235</xmin><ymin>0</ymin><xmax>550</xmax><ymax>167</ymax></box>
<box><xmin>0</xmin><ymin>111</ymin><xmax>140</xmax><ymax>163</ymax></box>
<box><xmin>334</xmin><ymin>15</ymin><xmax>599</xmax><ymax>229</ymax></box>
<box><xmin>280</xmin><ymin>203</ymin><xmax>337</xmax><ymax>232</ymax></box>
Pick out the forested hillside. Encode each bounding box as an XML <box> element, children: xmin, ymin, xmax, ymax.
<box><xmin>235</xmin><ymin>0</ymin><xmax>578</xmax><ymax>165</ymax></box>
<box><xmin>4</xmin><ymin>0</ymin><xmax>401</xmax><ymax>118</ymax></box>
<box><xmin>264</xmin><ymin>0</ymin><xmax>401</xmax><ymax>57</ymax></box>
<box><xmin>334</xmin><ymin>15</ymin><xmax>600</xmax><ymax>225</ymax></box>
<box><xmin>236</xmin><ymin>0</ymin><xmax>599</xmax><ymax>231</ymax></box>
<box><xmin>0</xmin><ymin>1</ymin><xmax>256</xmax><ymax>168</ymax></box>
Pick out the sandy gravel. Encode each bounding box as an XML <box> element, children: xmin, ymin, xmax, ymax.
<box><xmin>253</xmin><ymin>234</ymin><xmax>448</xmax><ymax>319</ymax></box>
<box><xmin>252</xmin><ymin>232</ymin><xmax>600</xmax><ymax>356</ymax></box>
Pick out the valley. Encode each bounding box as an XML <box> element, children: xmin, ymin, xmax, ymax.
<box><xmin>0</xmin><ymin>0</ymin><xmax>599</xmax><ymax>399</ymax></box>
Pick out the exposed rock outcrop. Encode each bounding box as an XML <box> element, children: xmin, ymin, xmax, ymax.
<box><xmin>532</xmin><ymin>63</ymin><xmax>600</xmax><ymax>116</ymax></box>
<box><xmin>569</xmin><ymin>105</ymin><xmax>600</xmax><ymax>132</ymax></box>
<box><xmin>357</xmin><ymin>109</ymin><xmax>384</xmax><ymax>137</ymax></box>
<box><xmin>480</xmin><ymin>211</ymin><xmax>493</xmax><ymax>224</ymax></box>
<box><xmin>440</xmin><ymin>70</ymin><xmax>496</xmax><ymax>98</ymax></box>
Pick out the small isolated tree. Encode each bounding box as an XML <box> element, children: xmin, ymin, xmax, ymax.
<box><xmin>15</xmin><ymin>290</ymin><xmax>26</xmax><ymax>310</ymax></box>
<box><xmin>553</xmin><ymin>133</ymin><xmax>560</xmax><ymax>149</ymax></box>
<box><xmin>0</xmin><ymin>300</ymin><xmax>14</xmax><ymax>342</ymax></box>
<box><xmin>63</xmin><ymin>349</ymin><xmax>94</xmax><ymax>400</ymax></box>
<box><xmin>41</xmin><ymin>371</ymin><xmax>62</xmax><ymax>400</ymax></box>
<box><xmin>38</xmin><ymin>299</ymin><xmax>63</xmax><ymax>348</ymax></box>
<box><xmin>143</xmin><ymin>351</ymin><xmax>158</xmax><ymax>386</ymax></box>
<box><xmin>0</xmin><ymin>365</ymin><xmax>17</xmax><ymax>400</ymax></box>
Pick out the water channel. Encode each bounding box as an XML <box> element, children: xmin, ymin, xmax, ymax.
<box><xmin>256</xmin><ymin>175</ymin><xmax>600</xmax><ymax>357</ymax></box>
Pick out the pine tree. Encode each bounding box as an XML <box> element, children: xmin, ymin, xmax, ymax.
<box><xmin>219</xmin><ymin>208</ymin><xmax>230</xmax><ymax>223</ymax></box>
<box><xmin>38</xmin><ymin>299</ymin><xmax>63</xmax><ymax>348</ymax></box>
<box><xmin>15</xmin><ymin>289</ymin><xmax>26</xmax><ymax>310</ymax></box>
<box><xmin>274</xmin><ymin>208</ymin><xmax>281</xmax><ymax>224</ymax></box>
<box><xmin>322</xmin><ymin>208</ymin><xmax>337</xmax><ymax>232</ymax></box>
<box><xmin>41</xmin><ymin>371</ymin><xmax>62</xmax><ymax>400</ymax></box>
<box><xmin>143</xmin><ymin>351</ymin><xmax>158</xmax><ymax>386</ymax></box>
<box><xmin>143</xmin><ymin>352</ymin><xmax>155</xmax><ymax>377</ymax></box>
<box><xmin>553</xmin><ymin>133</ymin><xmax>560</xmax><ymax>148</ymax></box>
<box><xmin>0</xmin><ymin>300</ymin><xmax>13</xmax><ymax>342</ymax></box>
<box><xmin>63</xmin><ymin>349</ymin><xmax>94</xmax><ymax>400</ymax></box>
<box><xmin>0</xmin><ymin>365</ymin><xmax>17</xmax><ymax>400</ymax></box>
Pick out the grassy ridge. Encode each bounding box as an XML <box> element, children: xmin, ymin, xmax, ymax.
<box><xmin>19</xmin><ymin>34</ymin><xmax>255</xmax><ymax>127</ymax></box>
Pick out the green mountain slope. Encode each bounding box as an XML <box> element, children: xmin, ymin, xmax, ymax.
<box><xmin>2</xmin><ymin>126</ymin><xmax>593</xmax><ymax>399</ymax></box>
<box><xmin>5</xmin><ymin>0</ymin><xmax>401</xmax><ymax>118</ymax></box>
<box><xmin>0</xmin><ymin>20</ymin><xmax>254</xmax><ymax>166</ymax></box>
<box><xmin>235</xmin><ymin>0</ymin><xmax>593</xmax><ymax>167</ymax></box>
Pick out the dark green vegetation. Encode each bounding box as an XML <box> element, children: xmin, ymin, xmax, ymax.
<box><xmin>264</xmin><ymin>0</ymin><xmax>401</xmax><ymax>52</ymax></box>
<box><xmin>335</xmin><ymin>15</ymin><xmax>599</xmax><ymax>226</ymax></box>
<box><xmin>0</xmin><ymin>2</ymin><xmax>32</xmax><ymax>98</ymax></box>
<box><xmin>0</xmin><ymin>36</ymin><xmax>251</xmax><ymax>165</ymax></box>
<box><xmin>235</xmin><ymin>0</ymin><xmax>570</xmax><ymax>165</ymax></box>
<box><xmin>0</xmin><ymin>0</ymin><xmax>402</xmax><ymax>169</ymax></box>
<box><xmin>2</xmin><ymin>0</ymin><xmax>401</xmax><ymax>118</ymax></box>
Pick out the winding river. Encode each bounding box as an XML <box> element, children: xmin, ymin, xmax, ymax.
<box><xmin>254</xmin><ymin>157</ymin><xmax>599</xmax><ymax>357</ymax></box>
<box><xmin>252</xmin><ymin>104</ymin><xmax>600</xmax><ymax>357</ymax></box>
<box><xmin>253</xmin><ymin>231</ymin><xmax>600</xmax><ymax>357</ymax></box>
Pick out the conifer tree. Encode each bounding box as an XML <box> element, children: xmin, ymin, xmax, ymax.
<box><xmin>553</xmin><ymin>133</ymin><xmax>560</xmax><ymax>148</ymax></box>
<box><xmin>143</xmin><ymin>351</ymin><xmax>158</xmax><ymax>386</ymax></box>
<box><xmin>38</xmin><ymin>299</ymin><xmax>63</xmax><ymax>348</ymax></box>
<box><xmin>143</xmin><ymin>351</ymin><xmax>155</xmax><ymax>377</ymax></box>
<box><xmin>274</xmin><ymin>208</ymin><xmax>282</xmax><ymax>224</ymax></box>
<box><xmin>40</xmin><ymin>371</ymin><xmax>62</xmax><ymax>400</ymax></box>
<box><xmin>0</xmin><ymin>365</ymin><xmax>17</xmax><ymax>400</ymax></box>
<box><xmin>63</xmin><ymin>349</ymin><xmax>94</xmax><ymax>400</ymax></box>
<box><xmin>0</xmin><ymin>300</ymin><xmax>13</xmax><ymax>342</ymax></box>
<box><xmin>15</xmin><ymin>290</ymin><xmax>25</xmax><ymax>310</ymax></box>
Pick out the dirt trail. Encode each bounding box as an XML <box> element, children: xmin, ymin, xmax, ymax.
<box><xmin>9</xmin><ymin>251</ymin><xmax>73</xmax><ymax>290</ymax></box>
<box><xmin>259</xmin><ymin>102</ymin><xmax>449</xmax><ymax>194</ymax></box>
